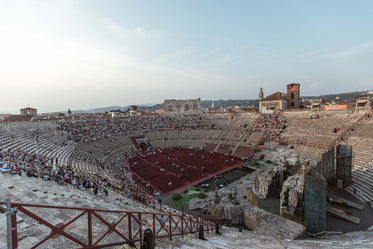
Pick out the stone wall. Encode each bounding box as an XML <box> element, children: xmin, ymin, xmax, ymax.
<box><xmin>280</xmin><ymin>174</ymin><xmax>304</xmax><ymax>217</ymax></box>
<box><xmin>251</xmin><ymin>166</ymin><xmax>286</xmax><ymax>199</ymax></box>
<box><xmin>207</xmin><ymin>204</ymin><xmax>244</xmax><ymax>224</ymax></box>
<box><xmin>163</xmin><ymin>98</ymin><xmax>202</xmax><ymax>113</ymax></box>
<box><xmin>243</xmin><ymin>203</ymin><xmax>305</xmax><ymax>239</ymax></box>
<box><xmin>315</xmin><ymin>147</ymin><xmax>335</xmax><ymax>181</ymax></box>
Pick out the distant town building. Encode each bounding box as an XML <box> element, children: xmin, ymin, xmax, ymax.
<box><xmin>20</xmin><ymin>107</ymin><xmax>37</xmax><ymax>116</ymax></box>
<box><xmin>310</xmin><ymin>98</ymin><xmax>323</xmax><ymax>110</ymax></box>
<box><xmin>109</xmin><ymin>109</ymin><xmax>123</xmax><ymax>118</ymax></box>
<box><xmin>4</xmin><ymin>107</ymin><xmax>37</xmax><ymax>122</ymax></box>
<box><xmin>259</xmin><ymin>88</ymin><xmax>263</xmax><ymax>101</ymax></box>
<box><xmin>128</xmin><ymin>109</ymin><xmax>141</xmax><ymax>116</ymax></box>
<box><xmin>286</xmin><ymin>83</ymin><xmax>301</xmax><ymax>109</ymax></box>
<box><xmin>259</xmin><ymin>83</ymin><xmax>301</xmax><ymax>113</ymax></box>
<box><xmin>0</xmin><ymin>114</ymin><xmax>11</xmax><ymax>121</ymax></box>
<box><xmin>355</xmin><ymin>94</ymin><xmax>372</xmax><ymax>110</ymax></box>
<box><xmin>163</xmin><ymin>98</ymin><xmax>202</xmax><ymax>113</ymax></box>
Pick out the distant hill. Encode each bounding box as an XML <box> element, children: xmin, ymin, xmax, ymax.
<box><xmin>51</xmin><ymin>89</ymin><xmax>371</xmax><ymax>114</ymax></box>
<box><xmin>73</xmin><ymin>105</ymin><xmax>125</xmax><ymax>114</ymax></box>
<box><xmin>303</xmin><ymin>91</ymin><xmax>372</xmax><ymax>102</ymax></box>
<box><xmin>201</xmin><ymin>99</ymin><xmax>258</xmax><ymax>108</ymax></box>
<box><xmin>71</xmin><ymin>104</ymin><xmax>161</xmax><ymax>113</ymax></box>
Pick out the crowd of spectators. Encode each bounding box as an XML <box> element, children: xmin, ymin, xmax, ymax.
<box><xmin>1</xmin><ymin>113</ymin><xmax>289</xmax><ymax>200</ymax></box>
<box><xmin>57</xmin><ymin>115</ymin><xmax>215</xmax><ymax>144</ymax></box>
<box><xmin>252</xmin><ymin>113</ymin><xmax>286</xmax><ymax>142</ymax></box>
<box><xmin>0</xmin><ymin>148</ymin><xmax>112</xmax><ymax>196</ymax></box>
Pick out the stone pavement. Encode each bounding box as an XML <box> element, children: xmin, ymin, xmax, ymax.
<box><xmin>0</xmin><ymin>172</ymin><xmax>164</xmax><ymax>249</ymax></box>
<box><xmin>178</xmin><ymin>225</ymin><xmax>373</xmax><ymax>249</ymax></box>
<box><xmin>1</xmin><ymin>169</ymin><xmax>373</xmax><ymax>249</ymax></box>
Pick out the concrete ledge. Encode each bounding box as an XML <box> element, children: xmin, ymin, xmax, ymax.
<box><xmin>243</xmin><ymin>203</ymin><xmax>305</xmax><ymax>239</ymax></box>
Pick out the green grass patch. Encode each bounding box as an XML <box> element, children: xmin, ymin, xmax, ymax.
<box><xmin>197</xmin><ymin>192</ymin><xmax>207</xmax><ymax>199</ymax></box>
<box><xmin>189</xmin><ymin>186</ymin><xmax>203</xmax><ymax>191</ymax></box>
<box><xmin>172</xmin><ymin>193</ymin><xmax>182</xmax><ymax>201</ymax></box>
<box><xmin>253</xmin><ymin>161</ymin><xmax>265</xmax><ymax>168</ymax></box>
<box><xmin>254</xmin><ymin>164</ymin><xmax>265</xmax><ymax>168</ymax></box>
<box><xmin>171</xmin><ymin>193</ymin><xmax>199</xmax><ymax>209</ymax></box>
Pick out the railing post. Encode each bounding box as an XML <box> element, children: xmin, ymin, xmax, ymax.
<box><xmin>11</xmin><ymin>209</ymin><xmax>18</xmax><ymax>249</ymax></box>
<box><xmin>168</xmin><ymin>214</ymin><xmax>172</xmax><ymax>240</ymax></box>
<box><xmin>88</xmin><ymin>211</ymin><xmax>92</xmax><ymax>247</ymax></box>
<box><xmin>189</xmin><ymin>216</ymin><xmax>192</xmax><ymax>233</ymax></box>
<box><xmin>152</xmin><ymin>213</ymin><xmax>156</xmax><ymax>238</ymax></box>
<box><xmin>139</xmin><ymin>213</ymin><xmax>143</xmax><ymax>248</ymax></box>
<box><xmin>181</xmin><ymin>213</ymin><xmax>184</xmax><ymax>237</ymax></box>
<box><xmin>128</xmin><ymin>213</ymin><xmax>132</xmax><ymax>241</ymax></box>
<box><xmin>6</xmin><ymin>199</ymin><xmax>12</xmax><ymax>249</ymax></box>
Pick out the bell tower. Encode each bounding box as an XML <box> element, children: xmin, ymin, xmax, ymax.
<box><xmin>286</xmin><ymin>83</ymin><xmax>300</xmax><ymax>109</ymax></box>
<box><xmin>259</xmin><ymin>88</ymin><xmax>263</xmax><ymax>101</ymax></box>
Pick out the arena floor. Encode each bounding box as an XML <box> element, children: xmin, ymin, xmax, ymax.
<box><xmin>124</xmin><ymin>147</ymin><xmax>243</xmax><ymax>193</ymax></box>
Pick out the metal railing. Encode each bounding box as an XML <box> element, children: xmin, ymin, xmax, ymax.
<box><xmin>1</xmin><ymin>200</ymin><xmax>220</xmax><ymax>249</ymax></box>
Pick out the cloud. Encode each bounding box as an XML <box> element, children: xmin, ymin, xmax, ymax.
<box><xmin>134</xmin><ymin>27</ymin><xmax>145</xmax><ymax>35</ymax></box>
<box><xmin>214</xmin><ymin>54</ymin><xmax>233</xmax><ymax>66</ymax></box>
<box><xmin>330</xmin><ymin>42</ymin><xmax>373</xmax><ymax>58</ymax></box>
<box><xmin>202</xmin><ymin>48</ymin><xmax>221</xmax><ymax>58</ymax></box>
<box><xmin>296</xmin><ymin>42</ymin><xmax>373</xmax><ymax>62</ymax></box>
<box><xmin>0</xmin><ymin>1</ymin><xmax>267</xmax><ymax>113</ymax></box>
<box><xmin>155</xmin><ymin>47</ymin><xmax>196</xmax><ymax>63</ymax></box>
<box><xmin>103</xmin><ymin>18</ymin><xmax>130</xmax><ymax>39</ymax></box>
<box><xmin>102</xmin><ymin>19</ymin><xmax>163</xmax><ymax>42</ymax></box>
<box><xmin>309</xmin><ymin>81</ymin><xmax>321</xmax><ymax>90</ymax></box>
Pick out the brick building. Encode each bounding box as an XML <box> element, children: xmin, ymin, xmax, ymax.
<box><xmin>259</xmin><ymin>83</ymin><xmax>301</xmax><ymax>113</ymax></box>
<box><xmin>286</xmin><ymin>83</ymin><xmax>301</xmax><ymax>109</ymax></box>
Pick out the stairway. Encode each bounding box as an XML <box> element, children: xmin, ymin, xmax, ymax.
<box><xmin>294</xmin><ymin>204</ymin><xmax>305</xmax><ymax>224</ymax></box>
<box><xmin>131</xmin><ymin>137</ymin><xmax>142</xmax><ymax>151</ymax></box>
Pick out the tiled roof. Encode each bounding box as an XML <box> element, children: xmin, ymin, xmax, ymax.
<box><xmin>20</xmin><ymin>107</ymin><xmax>37</xmax><ymax>110</ymax></box>
<box><xmin>261</xmin><ymin>92</ymin><xmax>287</xmax><ymax>101</ymax></box>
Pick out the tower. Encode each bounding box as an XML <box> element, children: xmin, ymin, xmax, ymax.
<box><xmin>286</xmin><ymin>83</ymin><xmax>300</xmax><ymax>109</ymax></box>
<box><xmin>259</xmin><ymin>88</ymin><xmax>263</xmax><ymax>101</ymax></box>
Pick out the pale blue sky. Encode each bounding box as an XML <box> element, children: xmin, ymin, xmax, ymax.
<box><xmin>1</xmin><ymin>0</ymin><xmax>372</xmax><ymax>113</ymax></box>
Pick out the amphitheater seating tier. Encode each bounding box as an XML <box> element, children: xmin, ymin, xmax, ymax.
<box><xmin>343</xmin><ymin>116</ymin><xmax>373</xmax><ymax>202</ymax></box>
<box><xmin>282</xmin><ymin>110</ymin><xmax>363</xmax><ymax>147</ymax></box>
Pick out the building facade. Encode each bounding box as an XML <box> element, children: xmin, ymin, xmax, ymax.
<box><xmin>286</xmin><ymin>83</ymin><xmax>301</xmax><ymax>109</ymax></box>
<box><xmin>20</xmin><ymin>107</ymin><xmax>37</xmax><ymax>116</ymax></box>
<box><xmin>259</xmin><ymin>83</ymin><xmax>301</xmax><ymax>113</ymax></box>
<box><xmin>163</xmin><ymin>98</ymin><xmax>202</xmax><ymax>113</ymax></box>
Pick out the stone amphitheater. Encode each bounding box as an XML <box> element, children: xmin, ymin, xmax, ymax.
<box><xmin>1</xmin><ymin>110</ymin><xmax>373</xmax><ymax>249</ymax></box>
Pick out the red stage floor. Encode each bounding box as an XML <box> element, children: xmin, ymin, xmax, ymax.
<box><xmin>123</xmin><ymin>147</ymin><xmax>243</xmax><ymax>193</ymax></box>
